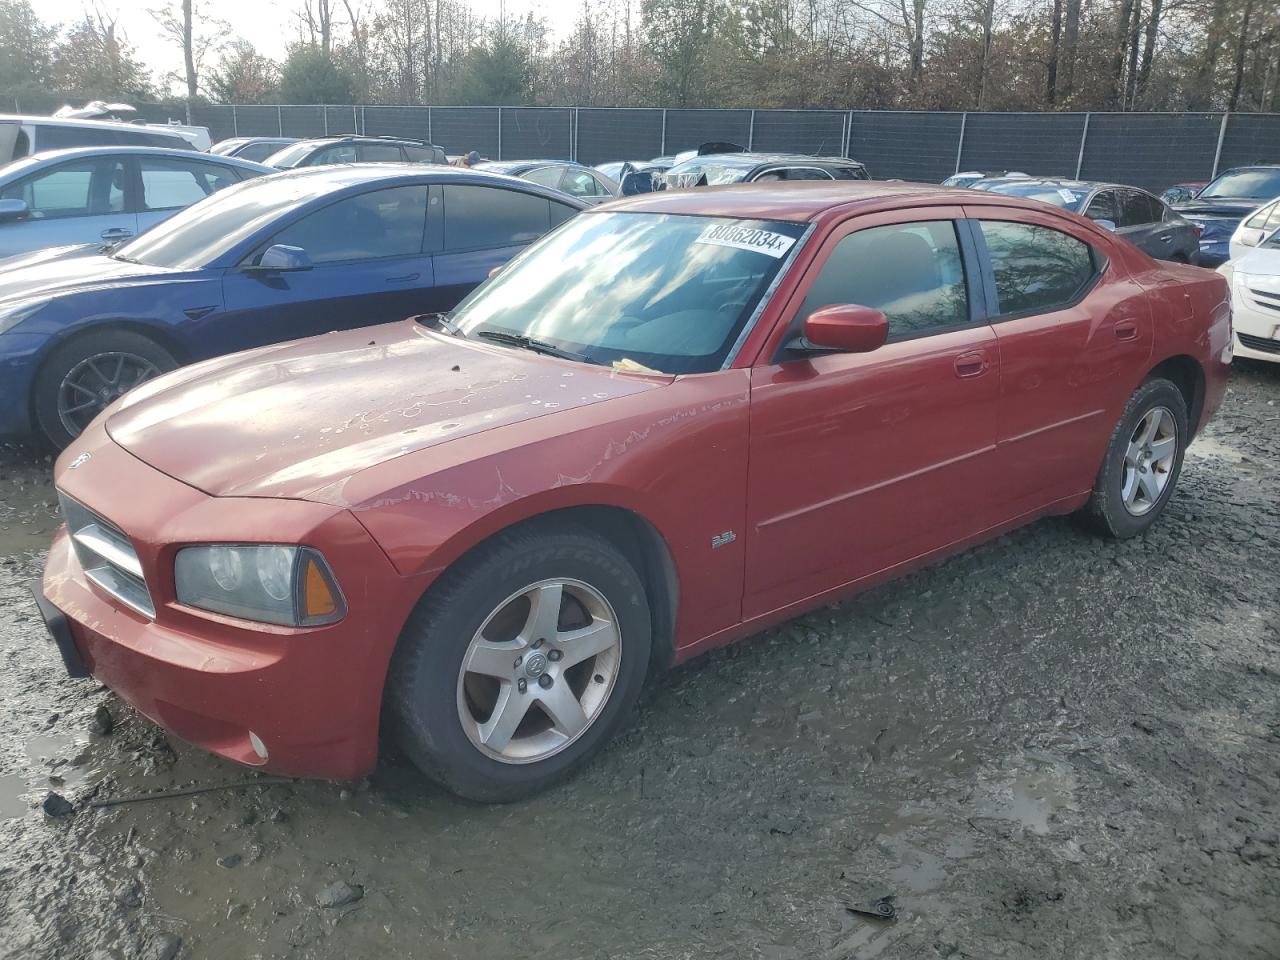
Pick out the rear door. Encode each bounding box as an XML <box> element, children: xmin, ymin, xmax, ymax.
<box><xmin>218</xmin><ymin>184</ymin><xmax>435</xmax><ymax>350</ymax></box>
<box><xmin>744</xmin><ymin>208</ymin><xmax>1001</xmax><ymax>617</ymax></box>
<box><xmin>963</xmin><ymin>206</ymin><xmax>1153</xmax><ymax>516</ymax></box>
<box><xmin>0</xmin><ymin>154</ymin><xmax>135</xmax><ymax>257</ymax></box>
<box><xmin>1117</xmin><ymin>189</ymin><xmax>1166</xmax><ymax>258</ymax></box>
<box><xmin>134</xmin><ymin>155</ymin><xmax>250</xmax><ymax>234</ymax></box>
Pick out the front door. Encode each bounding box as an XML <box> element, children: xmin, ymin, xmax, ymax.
<box><xmin>744</xmin><ymin>211</ymin><xmax>1001</xmax><ymax>619</ymax></box>
<box><xmin>0</xmin><ymin>154</ymin><xmax>136</xmax><ymax>257</ymax></box>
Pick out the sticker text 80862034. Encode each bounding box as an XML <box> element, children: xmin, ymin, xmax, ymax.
<box><xmin>694</xmin><ymin>223</ymin><xmax>797</xmax><ymax>259</ymax></box>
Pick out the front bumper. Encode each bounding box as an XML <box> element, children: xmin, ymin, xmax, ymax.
<box><xmin>1231</xmin><ymin>284</ymin><xmax>1280</xmax><ymax>364</ymax></box>
<box><xmin>1196</xmin><ymin>240</ymin><xmax>1229</xmax><ymax>268</ymax></box>
<box><xmin>37</xmin><ymin>423</ymin><xmax>425</xmax><ymax>779</ymax></box>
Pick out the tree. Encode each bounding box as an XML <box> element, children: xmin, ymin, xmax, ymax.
<box><xmin>52</xmin><ymin>9</ymin><xmax>152</xmax><ymax>98</ymax></box>
<box><xmin>150</xmin><ymin>0</ymin><xmax>229</xmax><ymax>116</ymax></box>
<box><xmin>641</xmin><ymin>0</ymin><xmax>718</xmax><ymax>106</ymax></box>
<box><xmin>207</xmin><ymin>40</ymin><xmax>280</xmax><ymax>103</ymax></box>
<box><xmin>452</xmin><ymin>29</ymin><xmax>532</xmax><ymax>104</ymax></box>
<box><xmin>279</xmin><ymin>44</ymin><xmax>355</xmax><ymax>102</ymax></box>
<box><xmin>0</xmin><ymin>0</ymin><xmax>56</xmax><ymax>95</ymax></box>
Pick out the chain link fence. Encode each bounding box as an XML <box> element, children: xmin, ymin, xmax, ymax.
<box><xmin>10</xmin><ymin>94</ymin><xmax>1279</xmax><ymax>190</ymax></box>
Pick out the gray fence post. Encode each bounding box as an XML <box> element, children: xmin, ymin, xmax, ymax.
<box><xmin>846</xmin><ymin>110</ymin><xmax>854</xmax><ymax>158</ymax></box>
<box><xmin>323</xmin><ymin>107</ymin><xmax>329</xmax><ymax>136</ymax></box>
<box><xmin>361</xmin><ymin>105</ymin><xmax>366</xmax><ymax>135</ymax></box>
<box><xmin>1211</xmin><ymin>112</ymin><xmax>1229</xmax><ymax>179</ymax></box>
<box><xmin>954</xmin><ymin>112</ymin><xmax>967</xmax><ymax>174</ymax></box>
<box><xmin>748</xmin><ymin>109</ymin><xmax>755</xmax><ymax>150</ymax></box>
<box><xmin>427</xmin><ymin>106</ymin><xmax>432</xmax><ymax>144</ymax></box>
<box><xmin>497</xmin><ymin>106</ymin><xmax>502</xmax><ymax>160</ymax></box>
<box><xmin>660</xmin><ymin>109</ymin><xmax>667</xmax><ymax>156</ymax></box>
<box><xmin>572</xmin><ymin>108</ymin><xmax>579</xmax><ymax>162</ymax></box>
<box><xmin>276</xmin><ymin>105</ymin><xmax>283</xmax><ymax>136</ymax></box>
<box><xmin>353</xmin><ymin>105</ymin><xmax>358</xmax><ymax>134</ymax></box>
<box><xmin>1075</xmin><ymin>113</ymin><xmax>1090</xmax><ymax>179</ymax></box>
<box><xmin>231</xmin><ymin>104</ymin><xmax>238</xmax><ymax>137</ymax></box>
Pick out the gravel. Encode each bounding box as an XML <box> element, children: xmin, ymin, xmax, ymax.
<box><xmin>0</xmin><ymin>361</ymin><xmax>1277</xmax><ymax>959</ymax></box>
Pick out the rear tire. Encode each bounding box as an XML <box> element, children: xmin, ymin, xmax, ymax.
<box><xmin>33</xmin><ymin>330</ymin><xmax>177</xmax><ymax>450</ymax></box>
<box><xmin>387</xmin><ymin>523</ymin><xmax>652</xmax><ymax>802</ymax></box>
<box><xmin>1078</xmin><ymin>377</ymin><xmax>1188</xmax><ymax>539</ymax></box>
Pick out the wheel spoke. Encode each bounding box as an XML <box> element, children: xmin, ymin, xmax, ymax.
<box><xmin>61</xmin><ymin>399</ymin><xmax>101</xmax><ymax>415</ymax></box>
<box><xmin>110</xmin><ymin>353</ymin><xmax>126</xmax><ymax>386</ymax></box>
<box><xmin>85</xmin><ymin>357</ymin><xmax>110</xmax><ymax>387</ymax></box>
<box><xmin>478</xmin><ymin>683</ymin><xmax>530</xmax><ymax>752</ymax></box>
<box><xmin>465</xmin><ymin>639</ymin><xmax>520</xmax><ymax>680</ymax></box>
<box><xmin>66</xmin><ymin>380</ymin><xmax>99</xmax><ymax>400</ymax></box>
<box><xmin>1124</xmin><ymin>441</ymin><xmax>1141</xmax><ymax>466</ymax></box>
<box><xmin>555</xmin><ymin>619</ymin><xmax>617</xmax><ymax>669</ymax></box>
<box><xmin>1148</xmin><ymin>436</ymin><xmax>1176</xmax><ymax>463</ymax></box>
<box><xmin>1137</xmin><ymin>470</ymin><xmax>1161</xmax><ymax>504</ymax></box>
<box><xmin>1121</xmin><ymin>467</ymin><xmax>1139</xmax><ymax>506</ymax></box>
<box><xmin>521</xmin><ymin>582</ymin><xmax>563</xmax><ymax>645</ymax></box>
<box><xmin>537</xmin><ymin>682</ymin><xmax>588</xmax><ymax>738</ymax></box>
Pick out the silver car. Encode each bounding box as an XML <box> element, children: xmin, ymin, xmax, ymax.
<box><xmin>0</xmin><ymin>146</ymin><xmax>271</xmax><ymax>258</ymax></box>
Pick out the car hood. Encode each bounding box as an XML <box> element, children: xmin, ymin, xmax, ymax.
<box><xmin>1234</xmin><ymin>246</ymin><xmax>1280</xmax><ymax>280</ymax></box>
<box><xmin>0</xmin><ymin>250</ymin><xmax>175</xmax><ymax>306</ymax></box>
<box><xmin>106</xmin><ymin>320</ymin><xmax>668</xmax><ymax>500</ymax></box>
<box><xmin>1174</xmin><ymin>198</ymin><xmax>1259</xmax><ymax>219</ymax></box>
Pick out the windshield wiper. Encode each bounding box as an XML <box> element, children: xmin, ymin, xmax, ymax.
<box><xmin>475</xmin><ymin>330</ymin><xmax>589</xmax><ymax>364</ymax></box>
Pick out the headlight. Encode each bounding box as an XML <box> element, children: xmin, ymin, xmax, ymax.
<box><xmin>174</xmin><ymin>545</ymin><xmax>345</xmax><ymax>626</ymax></box>
<box><xmin>0</xmin><ymin>298</ymin><xmax>50</xmax><ymax>335</ymax></box>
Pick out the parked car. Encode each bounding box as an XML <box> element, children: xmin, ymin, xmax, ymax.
<box><xmin>1174</xmin><ymin>166</ymin><xmax>1280</xmax><ymax>267</ymax></box>
<box><xmin>973</xmin><ymin>177</ymin><xmax>1200</xmax><ymax>263</ymax></box>
<box><xmin>0</xmin><ymin>166</ymin><xmax>584</xmax><ymax>447</ymax></box>
<box><xmin>1228</xmin><ymin>197</ymin><xmax>1280</xmax><ymax>262</ymax></box>
<box><xmin>474</xmin><ymin>160</ymin><xmax>620</xmax><ymax>205</ymax></box>
<box><xmin>1219</xmin><ymin>229</ymin><xmax>1280</xmax><ymax>363</ymax></box>
<box><xmin>210</xmin><ymin>137</ymin><xmax>299</xmax><ymax>163</ymax></box>
<box><xmin>33</xmin><ymin>181</ymin><xmax>1229</xmax><ymax>801</ymax></box>
<box><xmin>662</xmin><ymin>153</ymin><xmax>870</xmax><ymax>189</ymax></box>
<box><xmin>0</xmin><ymin>147</ymin><xmax>271</xmax><ymax>259</ymax></box>
<box><xmin>0</xmin><ymin>113</ymin><xmax>195</xmax><ymax>165</ymax></box>
<box><xmin>942</xmin><ymin>170</ymin><xmax>1028</xmax><ymax>188</ymax></box>
<box><xmin>264</xmin><ymin>136</ymin><xmax>447</xmax><ymax>169</ymax></box>
<box><xmin>1160</xmin><ymin>182</ymin><xmax>1205</xmax><ymax>205</ymax></box>
<box><xmin>595</xmin><ymin>159</ymin><xmax>671</xmax><ymax>183</ymax></box>
<box><xmin>52</xmin><ymin>101</ymin><xmax>211</xmax><ymax>151</ymax></box>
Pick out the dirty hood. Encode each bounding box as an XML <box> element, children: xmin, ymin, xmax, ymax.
<box><xmin>0</xmin><ymin>249</ymin><xmax>174</xmax><ymax>306</ymax></box>
<box><xmin>106</xmin><ymin>320</ymin><xmax>666</xmax><ymax>500</ymax></box>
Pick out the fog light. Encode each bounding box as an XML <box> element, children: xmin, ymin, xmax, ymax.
<box><xmin>248</xmin><ymin>731</ymin><xmax>268</xmax><ymax>760</ymax></box>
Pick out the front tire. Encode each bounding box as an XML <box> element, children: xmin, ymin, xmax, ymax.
<box><xmin>33</xmin><ymin>330</ymin><xmax>177</xmax><ymax>450</ymax></box>
<box><xmin>1079</xmin><ymin>377</ymin><xmax>1188</xmax><ymax>539</ymax></box>
<box><xmin>387</xmin><ymin>523</ymin><xmax>652</xmax><ymax>802</ymax></box>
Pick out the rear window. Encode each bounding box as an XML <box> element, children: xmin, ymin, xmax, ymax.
<box><xmin>979</xmin><ymin>221</ymin><xmax>1097</xmax><ymax>316</ymax></box>
<box><xmin>442</xmin><ymin>184</ymin><xmax>553</xmax><ymax>251</ymax></box>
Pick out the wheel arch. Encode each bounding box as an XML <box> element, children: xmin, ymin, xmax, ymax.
<box><xmin>1146</xmin><ymin>353</ymin><xmax>1205</xmax><ymax>436</ymax></box>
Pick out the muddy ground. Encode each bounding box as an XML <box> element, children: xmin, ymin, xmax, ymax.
<box><xmin>0</xmin><ymin>363</ymin><xmax>1278</xmax><ymax>960</ymax></box>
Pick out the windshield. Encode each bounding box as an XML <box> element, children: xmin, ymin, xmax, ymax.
<box><xmin>987</xmin><ymin>183</ymin><xmax>1087</xmax><ymax>211</ymax></box>
<box><xmin>264</xmin><ymin>141</ymin><xmax>316</xmax><ymax>168</ymax></box>
<box><xmin>450</xmin><ymin>212</ymin><xmax>807</xmax><ymax>374</ymax></box>
<box><xmin>1199</xmin><ymin>168</ymin><xmax>1280</xmax><ymax>200</ymax></box>
<box><xmin>112</xmin><ymin>173</ymin><xmax>334</xmax><ymax>270</ymax></box>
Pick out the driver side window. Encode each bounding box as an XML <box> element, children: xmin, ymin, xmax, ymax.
<box><xmin>795</xmin><ymin>221</ymin><xmax>970</xmax><ymax>341</ymax></box>
<box><xmin>266</xmin><ymin>186</ymin><xmax>428</xmax><ymax>264</ymax></box>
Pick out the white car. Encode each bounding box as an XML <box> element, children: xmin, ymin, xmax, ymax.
<box><xmin>1220</xmin><ymin>230</ymin><xmax>1280</xmax><ymax>363</ymax></box>
<box><xmin>1228</xmin><ymin>197</ymin><xmax>1280</xmax><ymax>262</ymax></box>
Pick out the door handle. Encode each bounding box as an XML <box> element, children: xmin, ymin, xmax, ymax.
<box><xmin>386</xmin><ymin>272</ymin><xmax>420</xmax><ymax>284</ymax></box>
<box><xmin>1114</xmin><ymin>319</ymin><xmax>1139</xmax><ymax>341</ymax></box>
<box><xmin>953</xmin><ymin>351</ymin><xmax>988</xmax><ymax>379</ymax></box>
<box><xmin>1158</xmin><ymin>233</ymin><xmax>1173</xmax><ymax>243</ymax></box>
<box><xmin>100</xmin><ymin>227</ymin><xmax>133</xmax><ymax>240</ymax></box>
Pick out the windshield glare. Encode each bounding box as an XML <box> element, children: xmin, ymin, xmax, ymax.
<box><xmin>264</xmin><ymin>142</ymin><xmax>315</xmax><ymax>168</ymax></box>
<box><xmin>450</xmin><ymin>212</ymin><xmax>807</xmax><ymax>374</ymax></box>
<box><xmin>989</xmin><ymin>183</ymin><xmax>1087</xmax><ymax>210</ymax></box>
<box><xmin>1199</xmin><ymin>169</ymin><xmax>1280</xmax><ymax>200</ymax></box>
<box><xmin>113</xmin><ymin>174</ymin><xmax>333</xmax><ymax>270</ymax></box>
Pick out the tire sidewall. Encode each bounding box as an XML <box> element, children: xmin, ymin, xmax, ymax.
<box><xmin>1096</xmin><ymin>379</ymin><xmax>1189</xmax><ymax>538</ymax></box>
<box><xmin>391</xmin><ymin>530</ymin><xmax>651</xmax><ymax>801</ymax></box>
<box><xmin>33</xmin><ymin>330</ymin><xmax>177</xmax><ymax>450</ymax></box>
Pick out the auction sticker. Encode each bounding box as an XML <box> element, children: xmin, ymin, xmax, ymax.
<box><xmin>695</xmin><ymin>223</ymin><xmax>796</xmax><ymax>258</ymax></box>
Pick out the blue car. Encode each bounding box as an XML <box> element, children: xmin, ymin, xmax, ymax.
<box><xmin>0</xmin><ymin>165</ymin><xmax>585</xmax><ymax>447</ymax></box>
<box><xmin>0</xmin><ymin>146</ymin><xmax>272</xmax><ymax>258</ymax></box>
<box><xmin>1173</xmin><ymin>165</ymin><xmax>1280</xmax><ymax>267</ymax></box>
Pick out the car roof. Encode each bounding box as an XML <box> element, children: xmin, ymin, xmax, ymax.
<box><xmin>294</xmin><ymin>135</ymin><xmax>434</xmax><ymax>147</ymax></box>
<box><xmin>602</xmin><ymin>180</ymin><xmax>1019</xmax><ymax>222</ymax></box>
<box><xmin>254</xmin><ymin>162</ymin><xmax>591</xmax><ymax>199</ymax></box>
<box><xmin>0</xmin><ymin>112</ymin><xmax>188</xmax><ymax>134</ymax></box>
<box><xmin>0</xmin><ymin>146</ymin><xmax>273</xmax><ymax>178</ymax></box>
<box><xmin>985</xmin><ymin>177</ymin><xmax>1156</xmax><ymax>195</ymax></box>
<box><xmin>477</xmin><ymin>159</ymin><xmax>584</xmax><ymax>174</ymax></box>
<box><xmin>671</xmin><ymin>152</ymin><xmax>864</xmax><ymax>171</ymax></box>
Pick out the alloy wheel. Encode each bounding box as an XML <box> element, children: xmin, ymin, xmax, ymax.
<box><xmin>1121</xmin><ymin>405</ymin><xmax>1177</xmax><ymax>516</ymax></box>
<box><xmin>58</xmin><ymin>351</ymin><xmax>161</xmax><ymax>438</ymax></box>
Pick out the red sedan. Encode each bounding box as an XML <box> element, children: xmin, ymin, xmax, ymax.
<box><xmin>36</xmin><ymin>182</ymin><xmax>1232</xmax><ymax>800</ymax></box>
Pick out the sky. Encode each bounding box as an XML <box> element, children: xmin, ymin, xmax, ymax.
<box><xmin>41</xmin><ymin>0</ymin><xmax>582</xmax><ymax>94</ymax></box>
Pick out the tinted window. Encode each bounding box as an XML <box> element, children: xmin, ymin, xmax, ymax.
<box><xmin>310</xmin><ymin>144</ymin><xmax>357</xmax><ymax>165</ymax></box>
<box><xmin>979</xmin><ymin>221</ymin><xmax>1096</xmax><ymax>316</ymax></box>
<box><xmin>1119</xmin><ymin>190</ymin><xmax>1159</xmax><ymax>227</ymax></box>
<box><xmin>1</xmin><ymin>157</ymin><xmax>127</xmax><ymax>219</ymax></box>
<box><xmin>549</xmin><ymin>200</ymin><xmax>577</xmax><ymax>227</ymax></box>
<box><xmin>359</xmin><ymin>143</ymin><xmax>404</xmax><ymax>162</ymax></box>
<box><xmin>1085</xmin><ymin>191</ymin><xmax>1118</xmax><ymax>223</ymax></box>
<box><xmin>829</xmin><ymin>166</ymin><xmax>869</xmax><ymax>180</ymax></box>
<box><xmin>523</xmin><ymin>166</ymin><xmax>564</xmax><ymax>189</ymax></box>
<box><xmin>797</xmin><ymin>221</ymin><xmax>968</xmax><ymax>340</ymax></box>
<box><xmin>135</xmin><ymin>131</ymin><xmax>191</xmax><ymax>149</ymax></box>
<box><xmin>269</xmin><ymin>185</ymin><xmax>428</xmax><ymax>263</ymax></box>
<box><xmin>443</xmin><ymin>185</ymin><xmax>550</xmax><ymax>251</ymax></box>
<box><xmin>403</xmin><ymin>145</ymin><xmax>443</xmax><ymax>163</ymax></box>
<box><xmin>264</xmin><ymin>142</ymin><xmax>316</xmax><ymax>168</ymax></box>
<box><xmin>35</xmin><ymin>124</ymin><xmax>117</xmax><ymax>149</ymax></box>
<box><xmin>236</xmin><ymin>142</ymin><xmax>279</xmax><ymax>163</ymax></box>
<box><xmin>777</xmin><ymin>167</ymin><xmax>833</xmax><ymax>181</ymax></box>
<box><xmin>561</xmin><ymin>169</ymin><xmax>608</xmax><ymax>197</ymax></box>
<box><xmin>140</xmin><ymin>157</ymin><xmax>241</xmax><ymax>210</ymax></box>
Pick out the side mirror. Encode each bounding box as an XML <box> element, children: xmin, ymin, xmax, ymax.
<box><xmin>254</xmin><ymin>244</ymin><xmax>312</xmax><ymax>271</ymax></box>
<box><xmin>1093</xmin><ymin>219</ymin><xmax>1118</xmax><ymax>232</ymax></box>
<box><xmin>793</xmin><ymin>304</ymin><xmax>889</xmax><ymax>354</ymax></box>
<box><xmin>1238</xmin><ymin>228</ymin><xmax>1265</xmax><ymax>247</ymax></box>
<box><xmin>0</xmin><ymin>198</ymin><xmax>30</xmax><ymax>223</ymax></box>
<box><xmin>620</xmin><ymin>171</ymin><xmax>653</xmax><ymax>196</ymax></box>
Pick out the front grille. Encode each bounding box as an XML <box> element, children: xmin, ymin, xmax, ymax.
<box><xmin>1238</xmin><ymin>333</ymin><xmax>1280</xmax><ymax>355</ymax></box>
<box><xmin>58</xmin><ymin>492</ymin><xmax>155</xmax><ymax>618</ymax></box>
<box><xmin>1247</xmin><ymin>287</ymin><xmax>1280</xmax><ymax>313</ymax></box>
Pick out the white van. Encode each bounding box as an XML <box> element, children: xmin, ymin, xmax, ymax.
<box><xmin>0</xmin><ymin>114</ymin><xmax>196</xmax><ymax>166</ymax></box>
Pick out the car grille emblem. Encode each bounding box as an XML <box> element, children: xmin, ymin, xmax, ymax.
<box><xmin>68</xmin><ymin>453</ymin><xmax>91</xmax><ymax>470</ymax></box>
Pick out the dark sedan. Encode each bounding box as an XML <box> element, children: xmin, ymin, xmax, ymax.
<box><xmin>1173</xmin><ymin>166</ymin><xmax>1280</xmax><ymax>267</ymax></box>
<box><xmin>662</xmin><ymin>153</ymin><xmax>869</xmax><ymax>189</ymax></box>
<box><xmin>473</xmin><ymin>160</ymin><xmax>620</xmax><ymax>205</ymax></box>
<box><xmin>0</xmin><ymin>166</ymin><xmax>584</xmax><ymax>447</ymax></box>
<box><xmin>971</xmin><ymin>177</ymin><xmax>1200</xmax><ymax>264</ymax></box>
